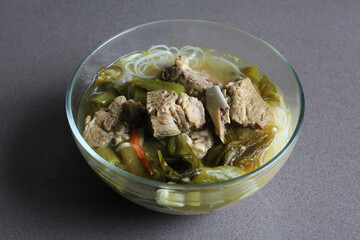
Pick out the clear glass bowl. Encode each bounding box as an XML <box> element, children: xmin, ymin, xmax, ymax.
<box><xmin>66</xmin><ymin>20</ymin><xmax>305</xmax><ymax>215</ymax></box>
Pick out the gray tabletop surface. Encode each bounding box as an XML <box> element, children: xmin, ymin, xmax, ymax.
<box><xmin>1</xmin><ymin>0</ymin><xmax>359</xmax><ymax>239</ymax></box>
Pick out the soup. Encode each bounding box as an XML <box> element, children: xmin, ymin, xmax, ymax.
<box><xmin>78</xmin><ymin>45</ymin><xmax>291</xmax><ymax>184</ymax></box>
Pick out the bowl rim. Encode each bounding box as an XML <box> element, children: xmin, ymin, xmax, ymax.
<box><xmin>65</xmin><ymin>19</ymin><xmax>305</xmax><ymax>190</ymax></box>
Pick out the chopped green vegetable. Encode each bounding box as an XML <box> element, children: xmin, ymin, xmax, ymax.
<box><xmin>134</xmin><ymin>88</ymin><xmax>147</xmax><ymax>105</ymax></box>
<box><xmin>190</xmin><ymin>166</ymin><xmax>246</xmax><ymax>184</ymax></box>
<box><xmin>143</xmin><ymin>135</ymin><xmax>203</xmax><ymax>183</ymax></box>
<box><xmin>132</xmin><ymin>78</ymin><xmax>186</xmax><ymax>94</ymax></box>
<box><xmin>142</xmin><ymin>137</ymin><xmax>168</xmax><ymax>158</ymax></box>
<box><xmin>221</xmin><ymin>141</ymin><xmax>247</xmax><ymax>166</ymax></box>
<box><xmin>175</xmin><ymin>134</ymin><xmax>191</xmax><ymax>156</ymax></box>
<box><xmin>167</xmin><ymin>136</ymin><xmax>177</xmax><ymax>156</ymax></box>
<box><xmin>203</xmin><ymin>144</ymin><xmax>224</xmax><ymax>167</ymax></box>
<box><xmin>241</xmin><ymin>66</ymin><xmax>262</xmax><ymax>84</ymax></box>
<box><xmin>102</xmin><ymin>66</ymin><xmax>122</xmax><ymax>79</ymax></box>
<box><xmin>220</xmin><ymin>126</ymin><xmax>275</xmax><ymax>171</ymax></box>
<box><xmin>94</xmin><ymin>147</ymin><xmax>123</xmax><ymax>168</ymax></box>
<box><xmin>171</xmin><ymin>135</ymin><xmax>202</xmax><ymax>171</ymax></box>
<box><xmin>90</xmin><ymin>91</ymin><xmax>116</xmax><ymax>106</ymax></box>
<box><xmin>258</xmin><ymin>75</ymin><xmax>277</xmax><ymax>100</ymax></box>
<box><xmin>156</xmin><ymin>135</ymin><xmax>202</xmax><ymax>182</ymax></box>
<box><xmin>96</xmin><ymin>66</ymin><xmax>122</xmax><ymax>84</ymax></box>
<box><xmin>115</xmin><ymin>143</ymin><xmax>150</xmax><ymax>178</ymax></box>
<box><xmin>157</xmin><ymin>150</ymin><xmax>183</xmax><ymax>182</ymax></box>
<box><xmin>225</xmin><ymin>125</ymin><xmax>274</xmax><ymax>144</ymax></box>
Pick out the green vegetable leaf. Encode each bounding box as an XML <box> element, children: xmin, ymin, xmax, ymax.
<box><xmin>240</xmin><ymin>66</ymin><xmax>262</xmax><ymax>84</ymax></box>
<box><xmin>94</xmin><ymin>147</ymin><xmax>122</xmax><ymax>167</ymax></box>
<box><xmin>90</xmin><ymin>91</ymin><xmax>116</xmax><ymax>106</ymax></box>
<box><xmin>134</xmin><ymin>88</ymin><xmax>147</xmax><ymax>105</ymax></box>
<box><xmin>190</xmin><ymin>166</ymin><xmax>245</xmax><ymax>184</ymax></box>
<box><xmin>154</xmin><ymin>135</ymin><xmax>202</xmax><ymax>183</ymax></box>
<box><xmin>132</xmin><ymin>78</ymin><xmax>186</xmax><ymax>94</ymax></box>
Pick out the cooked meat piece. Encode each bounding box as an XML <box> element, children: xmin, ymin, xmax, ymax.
<box><xmin>177</xmin><ymin>92</ymin><xmax>206</xmax><ymax>129</ymax></box>
<box><xmin>147</xmin><ymin>90</ymin><xmax>182</xmax><ymax>138</ymax></box>
<box><xmin>206</xmin><ymin>86</ymin><xmax>230</xmax><ymax>143</ymax></box>
<box><xmin>83</xmin><ymin>96</ymin><xmax>144</xmax><ymax>148</ymax></box>
<box><xmin>182</xmin><ymin>129</ymin><xmax>214</xmax><ymax>159</ymax></box>
<box><xmin>146</xmin><ymin>90</ymin><xmax>206</xmax><ymax>138</ymax></box>
<box><xmin>150</xmin><ymin>113</ymin><xmax>182</xmax><ymax>138</ymax></box>
<box><xmin>227</xmin><ymin>77</ymin><xmax>269</xmax><ymax>128</ymax></box>
<box><xmin>113</xmin><ymin>122</ymin><xmax>130</xmax><ymax>146</ymax></box>
<box><xmin>108</xmin><ymin>96</ymin><xmax>145</xmax><ymax>123</ymax></box>
<box><xmin>162</xmin><ymin>56</ymin><xmax>214</xmax><ymax>96</ymax></box>
<box><xmin>165</xmin><ymin>92</ymin><xmax>189</xmax><ymax>131</ymax></box>
<box><xmin>108</xmin><ymin>96</ymin><xmax>127</xmax><ymax>115</ymax></box>
<box><xmin>82</xmin><ymin>111</ymin><xmax>114</xmax><ymax>148</ymax></box>
<box><xmin>103</xmin><ymin>117</ymin><xmax>115</xmax><ymax>131</ymax></box>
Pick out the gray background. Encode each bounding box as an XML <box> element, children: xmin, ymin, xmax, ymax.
<box><xmin>1</xmin><ymin>0</ymin><xmax>359</xmax><ymax>239</ymax></box>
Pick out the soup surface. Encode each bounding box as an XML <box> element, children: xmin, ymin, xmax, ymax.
<box><xmin>78</xmin><ymin>45</ymin><xmax>291</xmax><ymax>184</ymax></box>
